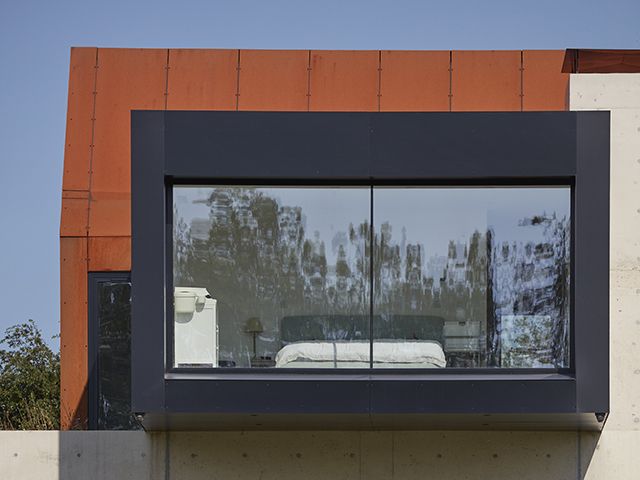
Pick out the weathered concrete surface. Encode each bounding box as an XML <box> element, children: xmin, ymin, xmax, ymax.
<box><xmin>0</xmin><ymin>431</ymin><xmax>164</xmax><ymax>480</ymax></box>
<box><xmin>1</xmin><ymin>429</ymin><xmax>638</xmax><ymax>480</ymax></box>
<box><xmin>167</xmin><ymin>431</ymin><xmax>580</xmax><ymax>480</ymax></box>
<box><xmin>0</xmin><ymin>430</ymin><xmax>597</xmax><ymax>480</ymax></box>
<box><xmin>2</xmin><ymin>73</ymin><xmax>640</xmax><ymax>480</ymax></box>
<box><xmin>570</xmin><ymin>74</ymin><xmax>640</xmax><ymax>110</ymax></box>
<box><xmin>571</xmin><ymin>74</ymin><xmax>640</xmax><ymax>434</ymax></box>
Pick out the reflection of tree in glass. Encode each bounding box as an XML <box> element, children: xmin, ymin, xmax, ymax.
<box><xmin>174</xmin><ymin>188</ymin><xmax>570</xmax><ymax>369</ymax></box>
<box><xmin>491</xmin><ymin>212</ymin><xmax>571</xmax><ymax>367</ymax></box>
<box><xmin>97</xmin><ymin>282</ymin><xmax>140</xmax><ymax>430</ymax></box>
<box><xmin>174</xmin><ymin>188</ymin><xmax>369</xmax><ymax>366</ymax></box>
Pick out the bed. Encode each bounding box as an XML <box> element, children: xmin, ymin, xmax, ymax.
<box><xmin>275</xmin><ymin>315</ymin><xmax>446</xmax><ymax>368</ymax></box>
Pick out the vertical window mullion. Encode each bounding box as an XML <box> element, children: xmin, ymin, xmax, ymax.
<box><xmin>370</xmin><ymin>185</ymin><xmax>374</xmax><ymax>369</ymax></box>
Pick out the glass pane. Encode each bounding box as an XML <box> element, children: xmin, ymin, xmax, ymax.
<box><xmin>373</xmin><ymin>187</ymin><xmax>570</xmax><ymax>369</ymax></box>
<box><xmin>96</xmin><ymin>281</ymin><xmax>140</xmax><ymax>429</ymax></box>
<box><xmin>173</xmin><ymin>186</ymin><xmax>371</xmax><ymax>368</ymax></box>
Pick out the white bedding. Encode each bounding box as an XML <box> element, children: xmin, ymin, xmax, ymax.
<box><xmin>275</xmin><ymin>340</ymin><xmax>446</xmax><ymax>368</ymax></box>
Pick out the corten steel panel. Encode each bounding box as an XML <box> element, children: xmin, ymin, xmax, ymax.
<box><xmin>237</xmin><ymin>50</ymin><xmax>309</xmax><ymax>111</ymax></box>
<box><xmin>60</xmin><ymin>190</ymin><xmax>89</xmax><ymax>237</ymax></box>
<box><xmin>166</xmin><ymin>49</ymin><xmax>237</xmax><ymax>110</ymax></box>
<box><xmin>379</xmin><ymin>51</ymin><xmax>450</xmax><ymax>112</ymax></box>
<box><xmin>451</xmin><ymin>50</ymin><xmax>521</xmax><ymax>111</ymax></box>
<box><xmin>523</xmin><ymin>50</ymin><xmax>568</xmax><ymax>111</ymax></box>
<box><xmin>309</xmin><ymin>50</ymin><xmax>379</xmax><ymax>111</ymax></box>
<box><xmin>88</xmin><ymin>236</ymin><xmax>131</xmax><ymax>271</ymax></box>
<box><xmin>91</xmin><ymin>48</ymin><xmax>167</xmax><ymax>195</ymax></box>
<box><xmin>88</xmin><ymin>191</ymin><xmax>130</xmax><ymax>237</ymax></box>
<box><xmin>563</xmin><ymin>49</ymin><xmax>640</xmax><ymax>73</ymax></box>
<box><xmin>60</xmin><ymin>237</ymin><xmax>88</xmax><ymax>430</ymax></box>
<box><xmin>62</xmin><ymin>47</ymin><xmax>97</xmax><ymax>191</ymax></box>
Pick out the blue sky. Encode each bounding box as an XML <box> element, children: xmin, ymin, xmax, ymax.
<box><xmin>0</xmin><ymin>0</ymin><xmax>639</xmax><ymax>350</ymax></box>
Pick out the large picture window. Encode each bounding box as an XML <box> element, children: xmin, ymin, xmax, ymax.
<box><xmin>172</xmin><ymin>185</ymin><xmax>570</xmax><ymax>370</ymax></box>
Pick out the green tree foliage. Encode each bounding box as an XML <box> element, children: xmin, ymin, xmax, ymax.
<box><xmin>0</xmin><ymin>319</ymin><xmax>59</xmax><ymax>430</ymax></box>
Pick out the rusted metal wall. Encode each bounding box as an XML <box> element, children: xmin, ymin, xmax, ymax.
<box><xmin>166</xmin><ymin>49</ymin><xmax>238</xmax><ymax>110</ymax></box>
<box><xmin>60</xmin><ymin>48</ymin><xmax>569</xmax><ymax>429</ymax></box>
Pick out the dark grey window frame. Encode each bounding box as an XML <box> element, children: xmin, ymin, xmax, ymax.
<box><xmin>131</xmin><ymin>111</ymin><xmax>609</xmax><ymax>430</ymax></box>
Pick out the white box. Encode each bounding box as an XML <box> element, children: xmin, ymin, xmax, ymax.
<box><xmin>173</xmin><ymin>287</ymin><xmax>218</xmax><ymax>368</ymax></box>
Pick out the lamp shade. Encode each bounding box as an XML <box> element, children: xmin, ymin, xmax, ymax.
<box><xmin>245</xmin><ymin>317</ymin><xmax>263</xmax><ymax>333</ymax></box>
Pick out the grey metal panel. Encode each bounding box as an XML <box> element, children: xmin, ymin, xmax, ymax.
<box><xmin>131</xmin><ymin>111</ymin><xmax>166</xmax><ymax>414</ymax></box>
<box><xmin>162</xmin><ymin>377</ymin><xmax>576</xmax><ymax>415</ymax></box>
<box><xmin>574</xmin><ymin>111</ymin><xmax>610</xmax><ymax>413</ymax></box>
<box><xmin>163</xmin><ymin>111</ymin><xmax>371</xmax><ymax>179</ymax></box>
<box><xmin>164</xmin><ymin>379</ymin><xmax>371</xmax><ymax>414</ymax></box>
<box><xmin>369</xmin><ymin>112</ymin><xmax>578</xmax><ymax>178</ymax></box>
<box><xmin>369</xmin><ymin>379</ymin><xmax>576</xmax><ymax>414</ymax></box>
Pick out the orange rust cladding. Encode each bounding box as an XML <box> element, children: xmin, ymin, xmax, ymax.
<box><xmin>238</xmin><ymin>50</ymin><xmax>309</xmax><ymax>111</ymax></box>
<box><xmin>60</xmin><ymin>190</ymin><xmax>89</xmax><ymax>237</ymax></box>
<box><xmin>89</xmin><ymin>48</ymin><xmax>167</xmax><ymax>237</ymax></box>
<box><xmin>88</xmin><ymin>237</ymin><xmax>131</xmax><ymax>271</ymax></box>
<box><xmin>62</xmin><ymin>47</ymin><xmax>97</xmax><ymax>192</ymax></box>
<box><xmin>380</xmin><ymin>50</ymin><xmax>450</xmax><ymax>112</ymax></box>
<box><xmin>91</xmin><ymin>48</ymin><xmax>167</xmax><ymax>193</ymax></box>
<box><xmin>166</xmin><ymin>49</ymin><xmax>238</xmax><ymax>110</ymax></box>
<box><xmin>523</xmin><ymin>50</ymin><xmax>569</xmax><ymax>111</ymax></box>
<box><xmin>60</xmin><ymin>237</ymin><xmax>88</xmax><ymax>430</ymax></box>
<box><xmin>451</xmin><ymin>50</ymin><xmax>522</xmax><ymax>111</ymax></box>
<box><xmin>60</xmin><ymin>47</ymin><xmax>571</xmax><ymax>429</ymax></box>
<box><xmin>563</xmin><ymin>49</ymin><xmax>640</xmax><ymax>73</ymax></box>
<box><xmin>88</xmin><ymin>191</ymin><xmax>131</xmax><ymax>237</ymax></box>
<box><xmin>309</xmin><ymin>50</ymin><xmax>379</xmax><ymax>111</ymax></box>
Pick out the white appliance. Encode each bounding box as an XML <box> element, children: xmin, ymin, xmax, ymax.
<box><xmin>173</xmin><ymin>287</ymin><xmax>218</xmax><ymax>368</ymax></box>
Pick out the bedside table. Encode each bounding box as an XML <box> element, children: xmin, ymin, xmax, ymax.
<box><xmin>250</xmin><ymin>357</ymin><xmax>276</xmax><ymax>368</ymax></box>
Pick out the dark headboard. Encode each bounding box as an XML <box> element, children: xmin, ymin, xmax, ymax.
<box><xmin>376</xmin><ymin>315</ymin><xmax>445</xmax><ymax>345</ymax></box>
<box><xmin>280</xmin><ymin>315</ymin><xmax>369</xmax><ymax>343</ymax></box>
<box><xmin>280</xmin><ymin>315</ymin><xmax>444</xmax><ymax>345</ymax></box>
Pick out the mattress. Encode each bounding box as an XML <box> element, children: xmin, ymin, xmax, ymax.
<box><xmin>275</xmin><ymin>340</ymin><xmax>446</xmax><ymax>368</ymax></box>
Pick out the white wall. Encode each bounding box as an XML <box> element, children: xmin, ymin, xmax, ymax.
<box><xmin>2</xmin><ymin>73</ymin><xmax>640</xmax><ymax>480</ymax></box>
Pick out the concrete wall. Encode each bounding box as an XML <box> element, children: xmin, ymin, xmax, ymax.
<box><xmin>0</xmin><ymin>430</ymin><xmax>599</xmax><ymax>480</ymax></box>
<box><xmin>0</xmin><ymin>429</ymin><xmax>634</xmax><ymax>480</ymax></box>
<box><xmin>569</xmin><ymin>73</ymin><xmax>640</xmax><ymax>479</ymax></box>
<box><xmin>4</xmin><ymin>73</ymin><xmax>638</xmax><ymax>479</ymax></box>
